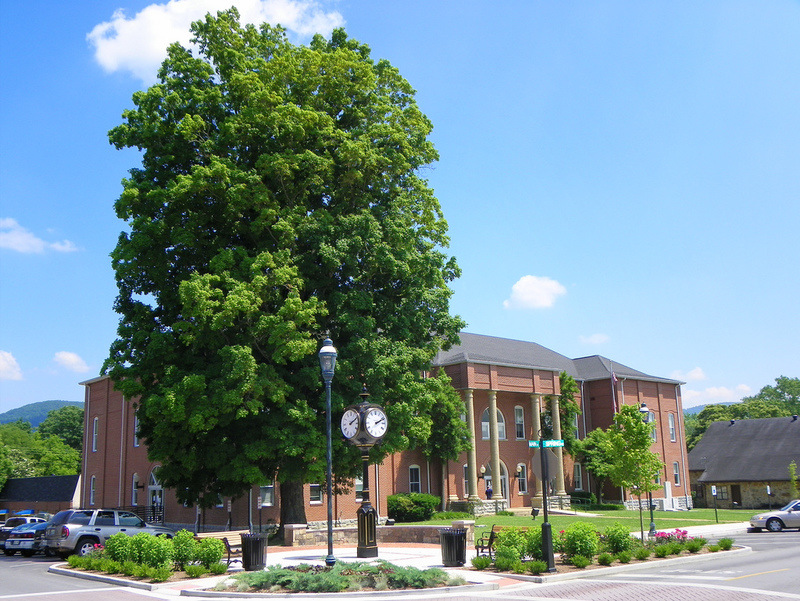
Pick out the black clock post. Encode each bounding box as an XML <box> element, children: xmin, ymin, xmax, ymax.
<box><xmin>340</xmin><ymin>385</ymin><xmax>387</xmax><ymax>558</ymax></box>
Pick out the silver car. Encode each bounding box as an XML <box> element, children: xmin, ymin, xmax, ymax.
<box><xmin>749</xmin><ymin>499</ymin><xmax>800</xmax><ymax>532</ymax></box>
<box><xmin>45</xmin><ymin>509</ymin><xmax>174</xmax><ymax>558</ymax></box>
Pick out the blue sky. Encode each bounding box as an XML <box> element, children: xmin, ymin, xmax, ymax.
<box><xmin>1</xmin><ymin>0</ymin><xmax>798</xmax><ymax>413</ymax></box>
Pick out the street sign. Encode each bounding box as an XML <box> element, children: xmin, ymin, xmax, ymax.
<box><xmin>711</xmin><ymin>485</ymin><xmax>717</xmax><ymax>497</ymax></box>
<box><xmin>530</xmin><ymin>449</ymin><xmax>559</xmax><ymax>481</ymax></box>
<box><xmin>529</xmin><ymin>439</ymin><xmax>564</xmax><ymax>448</ymax></box>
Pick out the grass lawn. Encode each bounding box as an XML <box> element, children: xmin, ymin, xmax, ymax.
<box><xmin>414</xmin><ymin>507</ymin><xmax>751</xmax><ymax>534</ymax></box>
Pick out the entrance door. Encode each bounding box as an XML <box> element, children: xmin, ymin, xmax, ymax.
<box><xmin>731</xmin><ymin>485</ymin><xmax>742</xmax><ymax>507</ymax></box>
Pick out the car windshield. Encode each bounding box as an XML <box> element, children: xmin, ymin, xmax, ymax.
<box><xmin>5</xmin><ymin>518</ymin><xmax>26</xmax><ymax>528</ymax></box>
<box><xmin>49</xmin><ymin>510</ymin><xmax>73</xmax><ymax>526</ymax></box>
<box><xmin>781</xmin><ymin>500</ymin><xmax>800</xmax><ymax>511</ymax></box>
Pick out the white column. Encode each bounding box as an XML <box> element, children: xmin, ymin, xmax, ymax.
<box><xmin>488</xmin><ymin>391</ymin><xmax>502</xmax><ymax>501</ymax></box>
<box><xmin>551</xmin><ymin>395</ymin><xmax>567</xmax><ymax>496</ymax></box>
<box><xmin>464</xmin><ymin>389</ymin><xmax>480</xmax><ymax>502</ymax></box>
<box><xmin>530</xmin><ymin>394</ymin><xmax>543</xmax><ymax>500</ymax></box>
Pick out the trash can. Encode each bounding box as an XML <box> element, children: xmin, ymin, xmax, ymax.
<box><xmin>240</xmin><ymin>533</ymin><xmax>268</xmax><ymax>571</ymax></box>
<box><xmin>439</xmin><ymin>528</ymin><xmax>467</xmax><ymax>567</ymax></box>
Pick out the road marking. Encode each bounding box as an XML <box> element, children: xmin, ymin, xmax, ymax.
<box><xmin>0</xmin><ymin>588</ymin><xmax>124</xmax><ymax>599</ymax></box>
<box><xmin>726</xmin><ymin>568</ymin><xmax>790</xmax><ymax>580</ymax></box>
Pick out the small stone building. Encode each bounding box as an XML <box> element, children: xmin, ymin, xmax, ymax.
<box><xmin>688</xmin><ymin>415</ymin><xmax>800</xmax><ymax>509</ymax></box>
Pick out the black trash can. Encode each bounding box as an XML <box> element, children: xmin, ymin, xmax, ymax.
<box><xmin>439</xmin><ymin>528</ymin><xmax>467</xmax><ymax>567</ymax></box>
<box><xmin>240</xmin><ymin>533</ymin><xmax>268</xmax><ymax>571</ymax></box>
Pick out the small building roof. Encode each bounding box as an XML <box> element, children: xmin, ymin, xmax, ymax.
<box><xmin>688</xmin><ymin>416</ymin><xmax>800</xmax><ymax>482</ymax></box>
<box><xmin>0</xmin><ymin>474</ymin><xmax>80</xmax><ymax>503</ymax></box>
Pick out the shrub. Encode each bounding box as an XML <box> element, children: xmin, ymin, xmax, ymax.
<box><xmin>386</xmin><ymin>493</ymin><xmax>440</xmax><ymax>522</ymax></box>
<box><xmin>685</xmin><ymin>539</ymin><xmax>704</xmax><ymax>553</ymax></box>
<box><xmin>122</xmin><ymin>560</ymin><xmax>139</xmax><ymax>576</ymax></box>
<box><xmin>496</xmin><ymin>510</ymin><xmax>515</xmax><ymax>517</ymax></box>
<box><xmin>511</xmin><ymin>561</ymin><xmax>526</xmax><ymax>574</ymax></box>
<box><xmin>634</xmin><ymin>547</ymin><xmax>650</xmax><ymax>560</ymax></box>
<box><xmin>209</xmin><ymin>562</ymin><xmax>229</xmax><ymax>575</ymax></box>
<box><xmin>616</xmin><ymin>550</ymin><xmax>632</xmax><ymax>563</ymax></box>
<box><xmin>494</xmin><ymin>545</ymin><xmax>521</xmax><ymax>571</ymax></box>
<box><xmin>527</xmin><ymin>560</ymin><xmax>548</xmax><ymax>575</ymax></box>
<box><xmin>653</xmin><ymin>545</ymin><xmax>670</xmax><ymax>558</ymax></box>
<box><xmin>603</xmin><ymin>522</ymin><xmax>634</xmax><ymax>553</ymax></box>
<box><xmin>67</xmin><ymin>555</ymin><xmax>87</xmax><ymax>569</ymax></box>
<box><xmin>717</xmin><ymin>538</ymin><xmax>734</xmax><ymax>551</ymax></box>
<box><xmin>471</xmin><ymin>555</ymin><xmax>492</xmax><ymax>570</ymax></box>
<box><xmin>563</xmin><ymin>522</ymin><xmax>599</xmax><ymax>559</ymax></box>
<box><xmin>141</xmin><ymin>534</ymin><xmax>174</xmax><ymax>568</ymax></box>
<box><xmin>196</xmin><ymin>538</ymin><xmax>225</xmax><ymax>568</ymax></box>
<box><xmin>571</xmin><ymin>490</ymin><xmax>597</xmax><ymax>505</ymax></box>
<box><xmin>128</xmin><ymin>533</ymin><xmax>151</xmax><ymax>565</ymax></box>
<box><xmin>105</xmin><ymin>532</ymin><xmax>132</xmax><ymax>562</ymax></box>
<box><xmin>495</xmin><ymin>527</ymin><xmax>528</xmax><ymax>559</ymax></box>
<box><xmin>149</xmin><ymin>565</ymin><xmax>173</xmax><ymax>582</ymax></box>
<box><xmin>185</xmin><ymin>564</ymin><xmax>209</xmax><ymax>578</ymax></box>
<box><xmin>524</xmin><ymin>528</ymin><xmax>543</xmax><ymax>560</ymax></box>
<box><xmin>570</xmin><ymin>555</ymin><xmax>591</xmax><ymax>569</ymax></box>
<box><xmin>431</xmin><ymin>511</ymin><xmax>472</xmax><ymax>520</ymax></box>
<box><xmin>597</xmin><ymin>552</ymin><xmax>614</xmax><ymax>566</ymax></box>
<box><xmin>172</xmin><ymin>530</ymin><xmax>198</xmax><ymax>570</ymax></box>
<box><xmin>104</xmin><ymin>560</ymin><xmax>123</xmax><ymax>574</ymax></box>
<box><xmin>707</xmin><ymin>544</ymin><xmax>720</xmax><ymax>552</ymax></box>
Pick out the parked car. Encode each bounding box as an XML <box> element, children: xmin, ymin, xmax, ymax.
<box><xmin>749</xmin><ymin>499</ymin><xmax>800</xmax><ymax>532</ymax></box>
<box><xmin>0</xmin><ymin>516</ymin><xmax>48</xmax><ymax>549</ymax></box>
<box><xmin>44</xmin><ymin>509</ymin><xmax>174</xmax><ymax>558</ymax></box>
<box><xmin>4</xmin><ymin>521</ymin><xmax>52</xmax><ymax>557</ymax></box>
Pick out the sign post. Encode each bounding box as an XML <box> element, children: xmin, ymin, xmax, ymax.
<box><xmin>711</xmin><ymin>485</ymin><xmax>718</xmax><ymax>523</ymax></box>
<box><xmin>530</xmin><ymin>437</ymin><xmax>558</xmax><ymax>572</ymax></box>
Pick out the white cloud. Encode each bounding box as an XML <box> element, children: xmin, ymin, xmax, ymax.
<box><xmin>579</xmin><ymin>333</ymin><xmax>609</xmax><ymax>345</ymax></box>
<box><xmin>503</xmin><ymin>275</ymin><xmax>566</xmax><ymax>310</ymax></box>
<box><xmin>53</xmin><ymin>351</ymin><xmax>90</xmax><ymax>374</ymax></box>
<box><xmin>0</xmin><ymin>351</ymin><xmax>23</xmax><ymax>381</ymax></box>
<box><xmin>0</xmin><ymin>218</ymin><xmax>78</xmax><ymax>254</ymax></box>
<box><xmin>87</xmin><ymin>0</ymin><xmax>346</xmax><ymax>84</ymax></box>
<box><xmin>681</xmin><ymin>384</ymin><xmax>752</xmax><ymax>408</ymax></box>
<box><xmin>670</xmin><ymin>367</ymin><xmax>707</xmax><ymax>382</ymax></box>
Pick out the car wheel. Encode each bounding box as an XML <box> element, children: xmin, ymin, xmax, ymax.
<box><xmin>75</xmin><ymin>537</ymin><xmax>99</xmax><ymax>556</ymax></box>
<box><xmin>766</xmin><ymin>517</ymin><xmax>784</xmax><ymax>532</ymax></box>
<box><xmin>44</xmin><ymin>547</ymin><xmax>55</xmax><ymax>557</ymax></box>
<box><xmin>21</xmin><ymin>550</ymin><xmax>34</xmax><ymax>557</ymax></box>
<box><xmin>3</xmin><ymin>549</ymin><xmax>15</xmax><ymax>556</ymax></box>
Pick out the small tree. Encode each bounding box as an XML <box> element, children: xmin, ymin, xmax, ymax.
<box><xmin>603</xmin><ymin>405</ymin><xmax>663</xmax><ymax>541</ymax></box>
<box><xmin>789</xmin><ymin>460</ymin><xmax>799</xmax><ymax>499</ymax></box>
<box><xmin>574</xmin><ymin>428</ymin><xmax>612</xmax><ymax>503</ymax></box>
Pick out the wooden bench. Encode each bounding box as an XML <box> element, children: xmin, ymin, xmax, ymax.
<box><xmin>195</xmin><ymin>529</ymin><xmax>250</xmax><ymax>565</ymax></box>
<box><xmin>475</xmin><ymin>525</ymin><xmax>530</xmax><ymax>559</ymax></box>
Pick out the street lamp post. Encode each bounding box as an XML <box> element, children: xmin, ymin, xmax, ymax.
<box><xmin>319</xmin><ymin>338</ymin><xmax>338</xmax><ymax>567</ymax></box>
<box><xmin>538</xmin><ymin>430</ymin><xmax>556</xmax><ymax>573</ymax></box>
<box><xmin>639</xmin><ymin>403</ymin><xmax>657</xmax><ymax>538</ymax></box>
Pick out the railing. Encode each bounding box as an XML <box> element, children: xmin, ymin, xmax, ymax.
<box><xmin>119</xmin><ymin>505</ymin><xmax>164</xmax><ymax>524</ymax></box>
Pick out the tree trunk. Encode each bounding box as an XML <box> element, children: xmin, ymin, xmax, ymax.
<box><xmin>279</xmin><ymin>480</ymin><xmax>307</xmax><ymax>535</ymax></box>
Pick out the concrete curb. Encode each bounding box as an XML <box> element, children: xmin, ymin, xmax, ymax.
<box><xmin>47</xmin><ymin>563</ymin><xmax>227</xmax><ymax>592</ymax></box>
<box><xmin>179</xmin><ymin>582</ymin><xmax>500</xmax><ymax>598</ymax></box>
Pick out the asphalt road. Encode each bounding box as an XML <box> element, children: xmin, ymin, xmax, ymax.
<box><xmin>0</xmin><ymin>530</ymin><xmax>798</xmax><ymax>600</ymax></box>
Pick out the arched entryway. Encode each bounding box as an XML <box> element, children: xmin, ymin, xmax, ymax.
<box><xmin>482</xmin><ymin>462</ymin><xmax>509</xmax><ymax>500</ymax></box>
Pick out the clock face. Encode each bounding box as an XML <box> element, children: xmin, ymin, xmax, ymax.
<box><xmin>340</xmin><ymin>408</ymin><xmax>360</xmax><ymax>439</ymax></box>
<box><xmin>364</xmin><ymin>408</ymin><xmax>387</xmax><ymax>438</ymax></box>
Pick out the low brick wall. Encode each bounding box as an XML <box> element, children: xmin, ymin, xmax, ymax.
<box><xmin>283</xmin><ymin>520</ymin><xmax>474</xmax><ymax>547</ymax></box>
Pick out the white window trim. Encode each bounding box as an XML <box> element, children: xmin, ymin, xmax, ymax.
<box><xmin>668</xmin><ymin>413</ymin><xmax>676</xmax><ymax>442</ymax></box>
<box><xmin>309</xmin><ymin>484</ymin><xmax>323</xmax><ymax>504</ymax></box>
<box><xmin>481</xmin><ymin>408</ymin><xmax>507</xmax><ymax>440</ymax></box>
<box><xmin>92</xmin><ymin>417</ymin><xmax>98</xmax><ymax>452</ymax></box>
<box><xmin>90</xmin><ymin>475</ymin><xmax>96</xmax><ymax>505</ymax></box>
<box><xmin>133</xmin><ymin>412</ymin><xmax>140</xmax><ymax>447</ymax></box>
<box><xmin>517</xmin><ymin>465</ymin><xmax>527</xmax><ymax>494</ymax></box>
<box><xmin>409</xmin><ymin>465</ymin><xmax>422</xmax><ymax>493</ymax></box>
<box><xmin>514</xmin><ymin>406</ymin><xmax>525</xmax><ymax>440</ymax></box>
<box><xmin>131</xmin><ymin>474</ymin><xmax>139</xmax><ymax>506</ymax></box>
<box><xmin>673</xmin><ymin>462</ymin><xmax>681</xmax><ymax>486</ymax></box>
<box><xmin>260</xmin><ymin>480</ymin><xmax>275</xmax><ymax>506</ymax></box>
<box><xmin>574</xmin><ymin>463</ymin><xmax>584</xmax><ymax>491</ymax></box>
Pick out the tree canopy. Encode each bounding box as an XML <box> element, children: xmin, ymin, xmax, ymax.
<box><xmin>0</xmin><ymin>420</ymin><xmax>81</xmax><ymax>488</ymax></box>
<box><xmin>103</xmin><ymin>9</ymin><xmax>466</xmax><ymax>522</ymax></box>
<box><xmin>685</xmin><ymin>376</ymin><xmax>800</xmax><ymax>451</ymax></box>
<box><xmin>37</xmin><ymin>406</ymin><xmax>84</xmax><ymax>451</ymax></box>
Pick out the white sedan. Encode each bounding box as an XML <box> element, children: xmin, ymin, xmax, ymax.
<box><xmin>749</xmin><ymin>499</ymin><xmax>800</xmax><ymax>532</ymax></box>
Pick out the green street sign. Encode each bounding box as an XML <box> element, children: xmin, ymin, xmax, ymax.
<box><xmin>529</xmin><ymin>439</ymin><xmax>564</xmax><ymax>448</ymax></box>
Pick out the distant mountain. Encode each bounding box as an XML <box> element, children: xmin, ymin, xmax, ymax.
<box><xmin>0</xmin><ymin>400</ymin><xmax>84</xmax><ymax>428</ymax></box>
<box><xmin>683</xmin><ymin>402</ymin><xmax>736</xmax><ymax>415</ymax></box>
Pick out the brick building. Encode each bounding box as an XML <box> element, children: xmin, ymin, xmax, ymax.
<box><xmin>80</xmin><ymin>332</ymin><xmax>690</xmax><ymax>531</ymax></box>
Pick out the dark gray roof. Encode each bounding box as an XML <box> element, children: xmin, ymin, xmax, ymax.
<box><xmin>688</xmin><ymin>416</ymin><xmax>800</xmax><ymax>482</ymax></box>
<box><xmin>0</xmin><ymin>475</ymin><xmax>80</xmax><ymax>503</ymax></box>
<box><xmin>433</xmin><ymin>332</ymin><xmax>681</xmax><ymax>385</ymax></box>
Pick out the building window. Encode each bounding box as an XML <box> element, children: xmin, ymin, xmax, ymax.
<box><xmin>716</xmin><ymin>485</ymin><xmax>729</xmax><ymax>500</ymax></box>
<box><xmin>132</xmin><ymin>474</ymin><xmax>139</xmax><ymax>506</ymax></box>
<box><xmin>514</xmin><ymin>406</ymin><xmax>525</xmax><ymax>439</ymax></box>
<box><xmin>481</xmin><ymin>408</ymin><xmax>506</xmax><ymax>440</ymax></box>
<box><xmin>409</xmin><ymin>465</ymin><xmax>421</xmax><ymax>493</ymax></box>
<box><xmin>517</xmin><ymin>465</ymin><xmax>527</xmax><ymax>494</ymax></box>
<box><xmin>260</xmin><ymin>479</ymin><xmax>274</xmax><ymax>506</ymax></box>
<box><xmin>90</xmin><ymin>475</ymin><xmax>96</xmax><ymax>505</ymax></box>
<box><xmin>92</xmin><ymin>417</ymin><xmax>98</xmax><ymax>452</ymax></box>
<box><xmin>573</xmin><ymin>413</ymin><xmax>580</xmax><ymax>439</ymax></box>
<box><xmin>215</xmin><ymin>495</ymin><xmax>224</xmax><ymax>508</ymax></box>
<box><xmin>668</xmin><ymin>414</ymin><xmax>676</xmax><ymax>442</ymax></box>
<box><xmin>574</xmin><ymin>463</ymin><xmax>584</xmax><ymax>491</ymax></box>
<box><xmin>354</xmin><ymin>477</ymin><xmax>363</xmax><ymax>501</ymax></box>
<box><xmin>309</xmin><ymin>484</ymin><xmax>322</xmax><ymax>503</ymax></box>
<box><xmin>650</xmin><ymin>412</ymin><xmax>657</xmax><ymax>442</ymax></box>
<box><xmin>673</xmin><ymin>462</ymin><xmax>681</xmax><ymax>486</ymax></box>
<box><xmin>133</xmin><ymin>411</ymin><xmax>140</xmax><ymax>447</ymax></box>
<box><xmin>463</xmin><ymin>464</ymin><xmax>469</xmax><ymax>498</ymax></box>
<box><xmin>655</xmin><ymin>472</ymin><xmax>661</xmax><ymax>485</ymax></box>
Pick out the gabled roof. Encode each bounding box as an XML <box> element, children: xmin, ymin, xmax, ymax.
<box><xmin>0</xmin><ymin>475</ymin><xmax>80</xmax><ymax>503</ymax></box>
<box><xmin>688</xmin><ymin>416</ymin><xmax>800</xmax><ymax>482</ymax></box>
<box><xmin>433</xmin><ymin>332</ymin><xmax>682</xmax><ymax>385</ymax></box>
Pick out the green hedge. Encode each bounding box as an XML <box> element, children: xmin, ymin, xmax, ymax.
<box><xmin>387</xmin><ymin>493</ymin><xmax>441</xmax><ymax>522</ymax></box>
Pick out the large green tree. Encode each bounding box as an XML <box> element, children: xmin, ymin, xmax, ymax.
<box><xmin>37</xmin><ymin>406</ymin><xmax>84</xmax><ymax>451</ymax></box>
<box><xmin>0</xmin><ymin>421</ymin><xmax>81</xmax><ymax>483</ymax></box>
<box><xmin>103</xmin><ymin>9</ymin><xmax>466</xmax><ymax>526</ymax></box>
